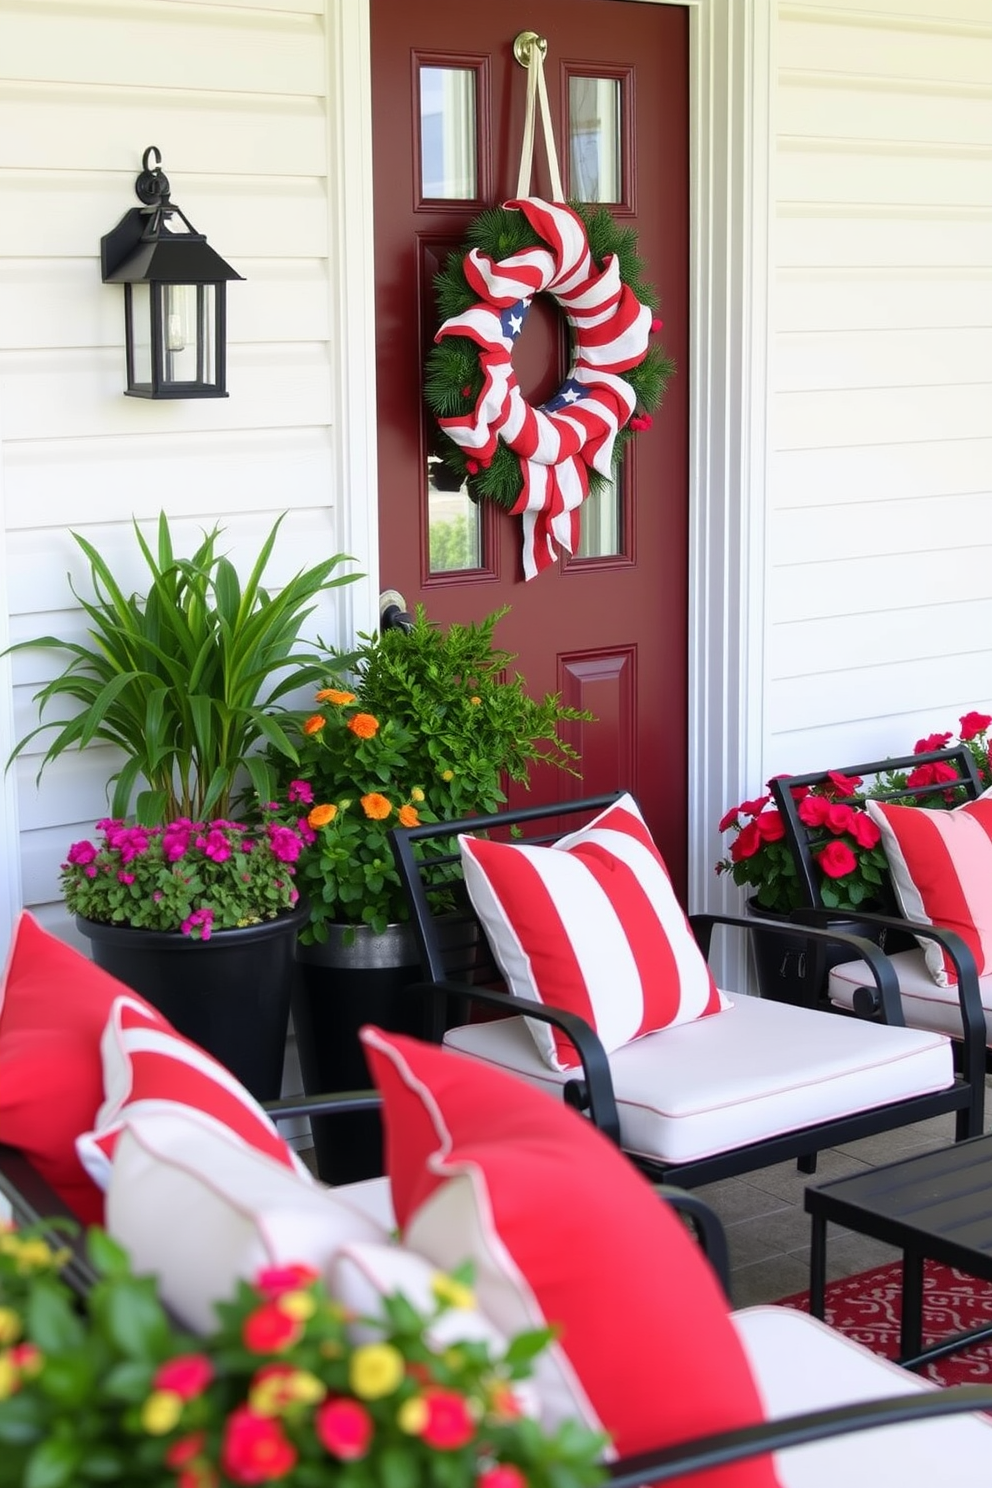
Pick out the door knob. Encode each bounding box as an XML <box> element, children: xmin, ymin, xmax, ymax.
<box><xmin>379</xmin><ymin>589</ymin><xmax>414</xmax><ymax>634</ymax></box>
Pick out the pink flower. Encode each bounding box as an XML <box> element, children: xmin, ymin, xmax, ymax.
<box><xmin>241</xmin><ymin>1301</ymin><xmax>303</xmax><ymax>1354</ymax></box>
<box><xmin>181</xmin><ymin>907</ymin><xmax>214</xmax><ymax>941</ymax></box>
<box><xmin>153</xmin><ymin>1354</ymin><xmax>214</xmax><ymax>1400</ymax></box>
<box><xmin>117</xmin><ymin>871</ymin><xmax>136</xmax><ymax>884</ymax></box>
<box><xmin>849</xmin><ymin>812</ymin><xmax>881</xmax><ymax>849</ymax></box>
<box><xmin>478</xmin><ymin>1468</ymin><xmax>527</xmax><ymax>1488</ymax></box>
<box><xmin>202</xmin><ymin>828</ymin><xmax>232</xmax><ymax>864</ymax></box>
<box><xmin>266</xmin><ymin>824</ymin><xmax>302</xmax><ymax>864</ymax></box>
<box><xmin>823</xmin><ymin>803</ymin><xmax>855</xmax><ymax>835</ymax></box>
<box><xmin>287</xmin><ymin>780</ymin><xmax>314</xmax><ymax>805</ymax></box>
<box><xmin>66</xmin><ymin>840</ymin><xmax>98</xmax><ymax>866</ymax></box>
<box><xmin>315</xmin><ymin>1397</ymin><xmax>374</xmax><ymax>1460</ymax></box>
<box><xmin>419</xmin><ymin>1387</ymin><xmax>476</xmax><ymax>1450</ymax></box>
<box><xmin>253</xmin><ymin>1264</ymin><xmax>320</xmax><ymax>1299</ymax></box>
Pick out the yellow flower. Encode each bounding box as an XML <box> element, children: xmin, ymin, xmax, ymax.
<box><xmin>349</xmin><ymin>1343</ymin><xmax>405</xmax><ymax>1399</ymax></box>
<box><xmin>14</xmin><ymin>1239</ymin><xmax>57</xmax><ymax>1273</ymax></box>
<box><xmin>361</xmin><ymin>793</ymin><xmax>392</xmax><ymax>821</ymax></box>
<box><xmin>0</xmin><ymin>1355</ymin><xmax>16</xmax><ymax>1401</ymax></box>
<box><xmin>307</xmin><ymin>803</ymin><xmax>337</xmax><ymax>829</ymax></box>
<box><xmin>315</xmin><ymin>688</ymin><xmax>356</xmax><ymax>705</ymax></box>
<box><xmin>278</xmin><ymin>1291</ymin><xmax>317</xmax><ymax>1322</ymax></box>
<box><xmin>303</xmin><ymin>714</ymin><xmax>327</xmax><ymax>735</ymax></box>
<box><xmin>286</xmin><ymin>1369</ymin><xmax>326</xmax><ymax>1404</ymax></box>
<box><xmin>140</xmin><ymin>1389</ymin><xmax>184</xmax><ymax>1435</ymax></box>
<box><xmin>397</xmin><ymin>1395</ymin><xmax>428</xmax><ymax>1434</ymax></box>
<box><xmin>469</xmin><ymin>695</ymin><xmax>482</xmax><ymax>706</ymax></box>
<box><xmin>397</xmin><ymin>804</ymin><xmax>420</xmax><ymax>828</ymax></box>
<box><xmin>0</xmin><ymin>1309</ymin><xmax>22</xmax><ymax>1345</ymax></box>
<box><xmin>410</xmin><ymin>787</ymin><xmax>425</xmax><ymax>803</ymax></box>
<box><xmin>441</xmin><ymin>769</ymin><xmax>454</xmax><ymax>782</ymax></box>
<box><xmin>431</xmin><ymin>1273</ymin><xmax>476</xmax><ymax>1311</ymax></box>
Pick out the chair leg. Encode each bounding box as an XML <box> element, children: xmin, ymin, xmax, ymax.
<box><xmin>797</xmin><ymin>1152</ymin><xmax>818</xmax><ymax>1175</ymax></box>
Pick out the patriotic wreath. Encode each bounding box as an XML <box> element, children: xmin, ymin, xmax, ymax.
<box><xmin>425</xmin><ymin>196</ymin><xmax>674</xmax><ymax>578</ymax></box>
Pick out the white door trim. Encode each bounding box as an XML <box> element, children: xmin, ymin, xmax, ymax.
<box><xmin>327</xmin><ymin>0</ymin><xmax>774</xmax><ymax>931</ymax></box>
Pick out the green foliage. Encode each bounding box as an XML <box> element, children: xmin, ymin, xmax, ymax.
<box><xmin>0</xmin><ymin>1222</ymin><xmax>608</xmax><ymax>1488</ymax></box>
<box><xmin>424</xmin><ymin>202</ymin><xmax>673</xmax><ymax>509</ymax></box>
<box><xmin>4</xmin><ymin>513</ymin><xmax>361</xmax><ymax>824</ymax></box>
<box><xmin>272</xmin><ymin>607</ymin><xmax>591</xmax><ymax>941</ymax></box>
<box><xmin>428</xmin><ymin>515</ymin><xmax>475</xmax><ymax>574</ymax></box>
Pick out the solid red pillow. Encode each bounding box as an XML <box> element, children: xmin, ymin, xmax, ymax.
<box><xmin>0</xmin><ymin>912</ymin><xmax>158</xmax><ymax>1222</ymax></box>
<box><xmin>360</xmin><ymin>1025</ymin><xmax>781</xmax><ymax>1487</ymax></box>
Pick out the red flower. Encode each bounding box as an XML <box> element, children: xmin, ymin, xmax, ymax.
<box><xmin>823</xmin><ymin>802</ymin><xmax>856</xmax><ymax>835</ymax></box>
<box><xmin>959</xmin><ymin>712</ymin><xmax>992</xmax><ymax>741</ymax></box>
<box><xmin>848</xmin><ymin>812</ymin><xmax>881</xmax><ymax>849</ymax></box>
<box><xmin>315</xmin><ymin>1397</ymin><xmax>374</xmax><ymax>1460</ymax></box>
<box><xmin>241</xmin><ymin>1302</ymin><xmax>303</xmax><ymax>1354</ymax></box>
<box><xmin>824</xmin><ymin>770</ymin><xmax>862</xmax><ymax>798</ymax></box>
<box><xmin>478</xmin><ymin>1467</ymin><xmax>528</xmax><ymax>1488</ymax></box>
<box><xmin>253</xmin><ymin>1265</ymin><xmax>320</xmax><ymax>1300</ymax></box>
<box><xmin>914</xmin><ymin>731</ymin><xmax>954</xmax><ymax>754</ymax></box>
<box><xmin>153</xmin><ymin>1355</ymin><xmax>213</xmax><ymax>1401</ymax></box>
<box><xmin>739</xmin><ymin>794</ymin><xmax>771</xmax><ymax>818</ymax></box>
<box><xmin>165</xmin><ymin>1432</ymin><xmax>206</xmax><ymax>1468</ymax></box>
<box><xmin>729</xmin><ymin>821</ymin><xmax>761</xmax><ymax>861</ymax></box>
<box><xmin>907</xmin><ymin>761</ymin><xmax>959</xmax><ymax>790</ymax></box>
<box><xmin>717</xmin><ymin>805</ymin><xmax>740</xmax><ymax>832</ymax></box>
<box><xmin>420</xmin><ymin>1387</ymin><xmax>476</xmax><ymax>1450</ymax></box>
<box><xmin>220</xmin><ymin>1408</ymin><xmax>297</xmax><ymax>1484</ymax></box>
<box><xmin>798</xmin><ymin>795</ymin><xmax>831</xmax><ymax>828</ymax></box>
<box><xmin>754</xmin><ymin>809</ymin><xmax>785</xmax><ymax>842</ymax></box>
<box><xmin>817</xmin><ymin>840</ymin><xmax>858</xmax><ymax>879</ymax></box>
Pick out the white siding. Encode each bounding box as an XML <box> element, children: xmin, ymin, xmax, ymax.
<box><xmin>0</xmin><ymin>0</ymin><xmax>374</xmax><ymax>948</ymax></box>
<box><xmin>766</xmin><ymin>0</ymin><xmax>992</xmax><ymax>778</ymax></box>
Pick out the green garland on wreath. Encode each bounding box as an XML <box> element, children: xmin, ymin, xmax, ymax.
<box><xmin>424</xmin><ymin>201</ymin><xmax>676</xmax><ymax>512</ymax></box>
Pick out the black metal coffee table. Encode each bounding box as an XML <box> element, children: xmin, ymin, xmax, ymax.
<box><xmin>805</xmin><ymin>1131</ymin><xmax>992</xmax><ymax>1369</ymax></box>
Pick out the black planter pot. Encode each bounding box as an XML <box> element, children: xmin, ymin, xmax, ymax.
<box><xmin>77</xmin><ymin>904</ymin><xmax>309</xmax><ymax>1104</ymax></box>
<box><xmin>744</xmin><ymin>898</ymin><xmax>898</xmax><ymax>1009</ymax></box>
<box><xmin>292</xmin><ymin>924</ymin><xmax>430</xmax><ymax>1187</ymax></box>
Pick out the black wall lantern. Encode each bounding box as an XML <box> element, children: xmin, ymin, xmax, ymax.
<box><xmin>101</xmin><ymin>146</ymin><xmax>244</xmax><ymax>399</ymax></box>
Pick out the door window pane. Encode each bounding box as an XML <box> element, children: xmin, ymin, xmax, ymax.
<box><xmin>576</xmin><ymin>477</ymin><xmax>621</xmax><ymax>558</ymax></box>
<box><xmin>569</xmin><ymin>76</ymin><xmax>621</xmax><ymax>203</ymax></box>
<box><xmin>420</xmin><ymin>66</ymin><xmax>477</xmax><ymax>199</ymax></box>
<box><xmin>428</xmin><ymin>458</ymin><xmax>482</xmax><ymax>572</ymax></box>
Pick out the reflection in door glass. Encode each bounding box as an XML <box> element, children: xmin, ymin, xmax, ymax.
<box><xmin>428</xmin><ymin>459</ymin><xmax>482</xmax><ymax>572</ymax></box>
<box><xmin>420</xmin><ymin>67</ymin><xmax>477</xmax><ymax>199</ymax></box>
<box><xmin>569</xmin><ymin>76</ymin><xmax>621</xmax><ymax>203</ymax></box>
<box><xmin>575</xmin><ymin>476</ymin><xmax>621</xmax><ymax>558</ymax></box>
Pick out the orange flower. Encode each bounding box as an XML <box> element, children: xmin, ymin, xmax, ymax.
<box><xmin>307</xmin><ymin>804</ymin><xmax>337</xmax><ymax>829</ymax></box>
<box><xmin>360</xmin><ymin>793</ymin><xmax>392</xmax><ymax>821</ymax></box>
<box><xmin>315</xmin><ymin>688</ymin><xmax>356</xmax><ymax>705</ymax></box>
<box><xmin>302</xmin><ymin>715</ymin><xmax>326</xmax><ymax>736</ymax></box>
<box><xmin>397</xmin><ymin>804</ymin><xmax>420</xmax><ymax>828</ymax></box>
<box><xmin>347</xmin><ymin>713</ymin><xmax>380</xmax><ymax>740</ymax></box>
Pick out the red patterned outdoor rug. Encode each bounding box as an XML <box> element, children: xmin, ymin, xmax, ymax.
<box><xmin>779</xmin><ymin>1260</ymin><xmax>992</xmax><ymax>1386</ymax></box>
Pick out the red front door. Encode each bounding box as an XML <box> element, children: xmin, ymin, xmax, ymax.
<box><xmin>370</xmin><ymin>0</ymin><xmax>689</xmax><ymax>894</ymax></box>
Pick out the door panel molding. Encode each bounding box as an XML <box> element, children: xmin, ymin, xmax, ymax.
<box><xmin>331</xmin><ymin>0</ymin><xmax>773</xmax><ymax>954</ymax></box>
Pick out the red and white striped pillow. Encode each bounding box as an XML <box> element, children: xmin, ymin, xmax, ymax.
<box><xmin>76</xmin><ymin>996</ymin><xmax>309</xmax><ymax>1188</ymax></box>
<box><xmin>458</xmin><ymin>793</ymin><xmax>727</xmax><ymax>1071</ymax></box>
<box><xmin>866</xmin><ymin>794</ymin><xmax>992</xmax><ymax>986</ymax></box>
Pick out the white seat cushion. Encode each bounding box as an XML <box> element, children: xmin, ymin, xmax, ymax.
<box><xmin>442</xmin><ymin>993</ymin><xmax>953</xmax><ymax>1165</ymax></box>
<box><xmin>830</xmin><ymin>949</ymin><xmax>992</xmax><ymax>1045</ymax></box>
<box><xmin>734</xmin><ymin>1305</ymin><xmax>992</xmax><ymax>1485</ymax></box>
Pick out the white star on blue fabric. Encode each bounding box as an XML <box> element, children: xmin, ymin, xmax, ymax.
<box><xmin>500</xmin><ymin>300</ymin><xmax>527</xmax><ymax>340</ymax></box>
<box><xmin>543</xmin><ymin>378</ymin><xmax>584</xmax><ymax>412</ymax></box>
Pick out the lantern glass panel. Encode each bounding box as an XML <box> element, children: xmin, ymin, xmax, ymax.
<box><xmin>162</xmin><ymin>283</ymin><xmax>202</xmax><ymax>385</ymax></box>
<box><xmin>129</xmin><ymin>283</ymin><xmax>152</xmax><ymax>387</ymax></box>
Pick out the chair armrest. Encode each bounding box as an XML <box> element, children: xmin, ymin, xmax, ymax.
<box><xmin>0</xmin><ymin>1143</ymin><xmax>98</xmax><ymax>1297</ymax></box>
<box><xmin>407</xmin><ymin>978</ymin><xmax>622</xmax><ymax>1146</ymax></box>
<box><xmin>607</xmin><ymin>1385</ymin><xmax>992</xmax><ymax>1484</ymax></box>
<box><xmin>263</xmin><ymin>1090</ymin><xmax>382</xmax><ymax>1122</ymax></box>
<box><xmin>654</xmin><ymin>1185</ymin><xmax>731</xmax><ymax>1300</ymax></box>
<box><xmin>790</xmin><ymin>906</ymin><xmax>987</xmax><ymax>1089</ymax></box>
<box><xmin>689</xmin><ymin>911</ymin><xmax>906</xmax><ymax>1025</ymax></box>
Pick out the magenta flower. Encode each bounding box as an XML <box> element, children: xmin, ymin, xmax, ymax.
<box><xmin>288</xmin><ymin>779</ymin><xmax>314</xmax><ymax>806</ymax></box>
<box><xmin>66</xmin><ymin>840</ymin><xmax>98</xmax><ymax>866</ymax></box>
<box><xmin>202</xmin><ymin>828</ymin><xmax>232</xmax><ymax>864</ymax></box>
<box><xmin>117</xmin><ymin>871</ymin><xmax>136</xmax><ymax>885</ymax></box>
<box><xmin>181</xmin><ymin>907</ymin><xmax>215</xmax><ymax>941</ymax></box>
<box><xmin>267</xmin><ymin>824</ymin><xmax>303</xmax><ymax>863</ymax></box>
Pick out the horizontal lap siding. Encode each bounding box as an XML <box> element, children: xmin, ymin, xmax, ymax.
<box><xmin>767</xmin><ymin>1</ymin><xmax>992</xmax><ymax>779</ymax></box>
<box><xmin>0</xmin><ymin>0</ymin><xmax>345</xmax><ymax>924</ymax></box>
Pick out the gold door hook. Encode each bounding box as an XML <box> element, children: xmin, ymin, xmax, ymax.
<box><xmin>513</xmin><ymin>30</ymin><xmax>548</xmax><ymax>67</ymax></box>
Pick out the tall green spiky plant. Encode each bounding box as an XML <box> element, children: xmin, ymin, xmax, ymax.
<box><xmin>5</xmin><ymin>512</ymin><xmax>360</xmax><ymax>824</ymax></box>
